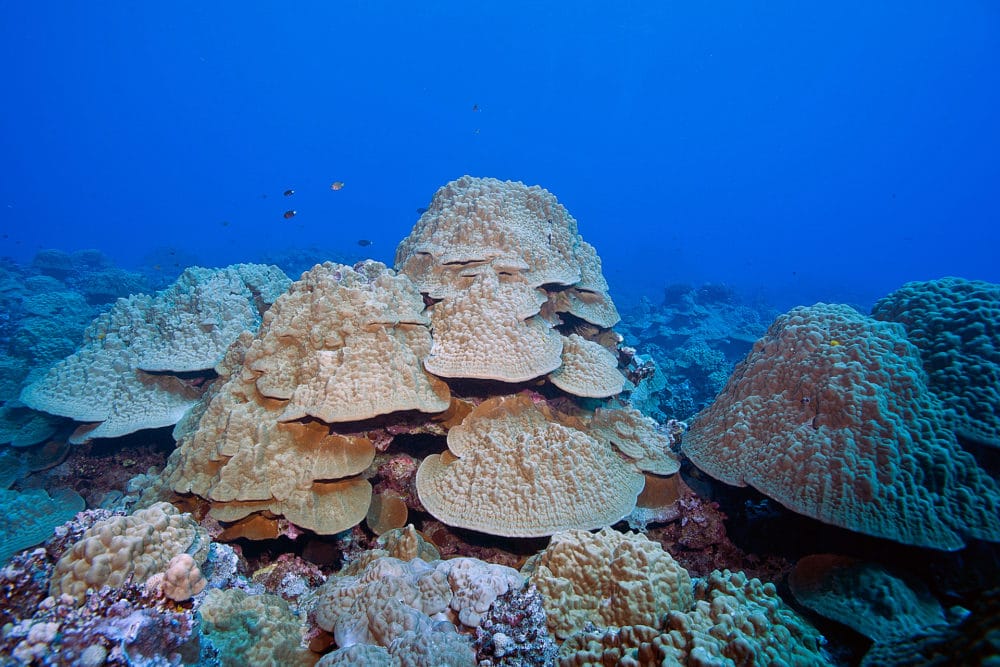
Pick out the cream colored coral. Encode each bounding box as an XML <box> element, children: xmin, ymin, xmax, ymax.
<box><xmin>395</xmin><ymin>176</ymin><xmax>622</xmax><ymax>384</ymax></box>
<box><xmin>591</xmin><ymin>406</ymin><xmax>680</xmax><ymax>475</ymax></box>
<box><xmin>550</xmin><ymin>240</ymin><xmax>620</xmax><ymax>328</ymax></box>
<box><xmin>160</xmin><ymin>553</ymin><xmax>207</xmax><ymax>601</ymax></box>
<box><xmin>436</xmin><ymin>557</ymin><xmax>523</xmax><ymax>627</ymax></box>
<box><xmin>416</xmin><ymin>395</ymin><xmax>645</xmax><ymax>538</ymax></box>
<box><xmin>316</xmin><ymin>644</ymin><xmax>392</xmax><ymax>667</ymax></box>
<box><xmin>658</xmin><ymin>570</ymin><xmax>830</xmax><ymax>665</ymax></box>
<box><xmin>548</xmin><ymin>334</ymin><xmax>624</xmax><ymax>398</ymax></box>
<box><xmin>556</xmin><ymin>568</ymin><xmax>830</xmax><ymax>666</ymax></box>
<box><xmin>314</xmin><ymin>557</ymin><xmax>452</xmax><ymax>647</ymax></box>
<box><xmin>21</xmin><ymin>264</ymin><xmax>288</xmax><ymax>440</ymax></box>
<box><xmin>396</xmin><ymin>176</ymin><xmax>584</xmax><ymax>297</ymax></box>
<box><xmin>258</xmin><ymin>264</ymin><xmax>450</xmax><ymax>421</ymax></box>
<box><xmin>340</xmin><ymin>525</ymin><xmax>441</xmax><ymax>577</ymax></box>
<box><xmin>422</xmin><ymin>270</ymin><xmax>562</xmax><ymax>382</ymax></box>
<box><xmin>165</xmin><ymin>262</ymin><xmax>447</xmax><ymax>535</ymax></box>
<box><xmin>50</xmin><ymin>502</ymin><xmax>210</xmax><ymax>604</ymax></box>
<box><xmin>134</xmin><ymin>264</ymin><xmax>291</xmax><ymax>372</ymax></box>
<box><xmin>525</xmin><ymin>526</ymin><xmax>693</xmax><ymax>640</ymax></box>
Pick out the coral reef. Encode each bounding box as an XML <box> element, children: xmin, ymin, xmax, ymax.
<box><xmin>6</xmin><ymin>178</ymin><xmax>999</xmax><ymax>666</ymax></box>
<box><xmin>163</xmin><ymin>177</ymin><xmax>673</xmax><ymax>540</ymax></box>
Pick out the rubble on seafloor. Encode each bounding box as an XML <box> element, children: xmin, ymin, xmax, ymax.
<box><xmin>1</xmin><ymin>179</ymin><xmax>999</xmax><ymax>666</ymax></box>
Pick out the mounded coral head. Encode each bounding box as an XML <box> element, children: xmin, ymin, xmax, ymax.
<box><xmin>49</xmin><ymin>502</ymin><xmax>210</xmax><ymax>604</ymax></box>
<box><xmin>523</xmin><ymin>526</ymin><xmax>693</xmax><ymax>640</ymax></box>
<box><xmin>872</xmin><ymin>276</ymin><xmax>1000</xmax><ymax>448</ymax></box>
<box><xmin>683</xmin><ymin>303</ymin><xmax>1000</xmax><ymax>550</ymax></box>
<box><xmin>395</xmin><ymin>176</ymin><xmax>621</xmax><ymax>385</ymax></box>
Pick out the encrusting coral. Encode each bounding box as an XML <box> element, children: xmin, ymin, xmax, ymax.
<box><xmin>788</xmin><ymin>554</ymin><xmax>946</xmax><ymax>643</ymax></box>
<box><xmin>522</xmin><ymin>526</ymin><xmax>693</xmax><ymax>640</ymax></box>
<box><xmin>682</xmin><ymin>302</ymin><xmax>1000</xmax><ymax>550</ymax></box>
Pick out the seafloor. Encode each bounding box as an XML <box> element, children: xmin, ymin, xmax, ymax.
<box><xmin>1</xmin><ymin>177</ymin><xmax>998</xmax><ymax>666</ymax></box>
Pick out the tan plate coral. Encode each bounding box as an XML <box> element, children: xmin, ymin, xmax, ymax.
<box><xmin>416</xmin><ymin>394</ymin><xmax>645</xmax><ymax>537</ymax></box>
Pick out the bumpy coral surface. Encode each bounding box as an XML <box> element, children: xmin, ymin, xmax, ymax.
<box><xmin>872</xmin><ymin>277</ymin><xmax>1000</xmax><ymax>448</ymax></box>
<box><xmin>50</xmin><ymin>501</ymin><xmax>210</xmax><ymax>603</ymax></box>
<box><xmin>395</xmin><ymin>176</ymin><xmax>621</xmax><ymax>386</ymax></box>
<box><xmin>0</xmin><ymin>487</ymin><xmax>85</xmax><ymax>564</ymax></box>
<box><xmin>789</xmin><ymin>554</ymin><xmax>946</xmax><ymax>642</ymax></box>
<box><xmin>166</xmin><ymin>261</ymin><xmax>450</xmax><ymax>535</ymax></box>
<box><xmin>199</xmin><ymin>587</ymin><xmax>315</xmax><ymax>667</ymax></box>
<box><xmin>683</xmin><ymin>303</ymin><xmax>1000</xmax><ymax>550</ymax></box>
<box><xmin>416</xmin><ymin>395</ymin><xmax>645</xmax><ymax>537</ymax></box>
<box><xmin>20</xmin><ymin>264</ymin><xmax>289</xmax><ymax>441</ymax></box>
<box><xmin>558</xmin><ymin>569</ymin><xmax>831</xmax><ymax>666</ymax></box>
<box><xmin>524</xmin><ymin>526</ymin><xmax>693</xmax><ymax>640</ymax></box>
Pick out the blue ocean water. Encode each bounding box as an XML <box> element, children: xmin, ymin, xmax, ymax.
<box><xmin>1</xmin><ymin>2</ymin><xmax>998</xmax><ymax>310</ymax></box>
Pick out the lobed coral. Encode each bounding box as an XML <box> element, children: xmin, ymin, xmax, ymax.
<box><xmin>683</xmin><ymin>303</ymin><xmax>1000</xmax><ymax>550</ymax></box>
<box><xmin>20</xmin><ymin>264</ymin><xmax>289</xmax><ymax>442</ymax></box>
<box><xmin>49</xmin><ymin>501</ymin><xmax>210</xmax><ymax>604</ymax></box>
<box><xmin>872</xmin><ymin>276</ymin><xmax>1000</xmax><ymax>448</ymax></box>
<box><xmin>416</xmin><ymin>394</ymin><xmax>646</xmax><ymax>538</ymax></box>
<box><xmin>523</xmin><ymin>526</ymin><xmax>693</xmax><ymax>640</ymax></box>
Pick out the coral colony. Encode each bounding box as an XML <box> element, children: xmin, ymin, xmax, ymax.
<box><xmin>1</xmin><ymin>177</ymin><xmax>998</xmax><ymax>665</ymax></box>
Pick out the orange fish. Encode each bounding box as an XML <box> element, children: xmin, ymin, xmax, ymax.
<box><xmin>283</xmin><ymin>210</ymin><xmax>297</xmax><ymax>219</ymax></box>
<box><xmin>330</xmin><ymin>181</ymin><xmax>345</xmax><ymax>191</ymax></box>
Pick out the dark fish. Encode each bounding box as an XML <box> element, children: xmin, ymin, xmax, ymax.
<box><xmin>472</xmin><ymin>104</ymin><xmax>479</xmax><ymax>111</ymax></box>
<box><xmin>416</xmin><ymin>207</ymin><xmax>428</xmax><ymax>214</ymax></box>
<box><xmin>221</xmin><ymin>220</ymin><xmax>230</xmax><ymax>227</ymax></box>
<box><xmin>357</xmin><ymin>239</ymin><xmax>373</xmax><ymax>247</ymax></box>
<box><xmin>283</xmin><ymin>210</ymin><xmax>297</xmax><ymax>220</ymax></box>
<box><xmin>284</xmin><ymin>189</ymin><xmax>295</xmax><ymax>197</ymax></box>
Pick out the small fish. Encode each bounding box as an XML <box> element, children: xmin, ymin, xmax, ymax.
<box><xmin>416</xmin><ymin>207</ymin><xmax>428</xmax><ymax>214</ymax></box>
<box><xmin>330</xmin><ymin>181</ymin><xmax>345</xmax><ymax>191</ymax></box>
<box><xmin>153</xmin><ymin>264</ymin><xmax>162</xmax><ymax>271</ymax></box>
<box><xmin>283</xmin><ymin>189</ymin><xmax>295</xmax><ymax>197</ymax></box>
<box><xmin>283</xmin><ymin>210</ymin><xmax>297</xmax><ymax>219</ymax></box>
<box><xmin>221</xmin><ymin>220</ymin><xmax>230</xmax><ymax>227</ymax></box>
<box><xmin>357</xmin><ymin>239</ymin><xmax>373</xmax><ymax>247</ymax></box>
<box><xmin>472</xmin><ymin>103</ymin><xmax>479</xmax><ymax>112</ymax></box>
